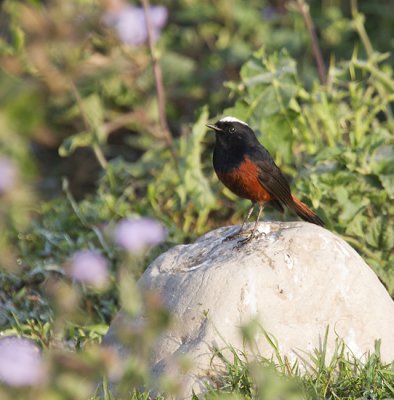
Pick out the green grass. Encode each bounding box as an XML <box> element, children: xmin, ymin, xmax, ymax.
<box><xmin>201</xmin><ymin>334</ymin><xmax>394</xmax><ymax>399</ymax></box>
<box><xmin>91</xmin><ymin>330</ymin><xmax>394</xmax><ymax>399</ymax></box>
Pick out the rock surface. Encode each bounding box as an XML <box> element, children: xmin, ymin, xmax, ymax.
<box><xmin>104</xmin><ymin>222</ymin><xmax>394</xmax><ymax>396</ymax></box>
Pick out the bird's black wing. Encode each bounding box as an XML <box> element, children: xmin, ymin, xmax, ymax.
<box><xmin>250</xmin><ymin>145</ymin><xmax>293</xmax><ymax>207</ymax></box>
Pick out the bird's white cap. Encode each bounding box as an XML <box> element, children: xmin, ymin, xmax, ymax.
<box><xmin>219</xmin><ymin>116</ymin><xmax>249</xmax><ymax>126</ymax></box>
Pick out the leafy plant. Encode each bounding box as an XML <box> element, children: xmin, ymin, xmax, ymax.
<box><xmin>223</xmin><ymin>47</ymin><xmax>394</xmax><ymax>295</ymax></box>
<box><xmin>0</xmin><ymin>0</ymin><xmax>393</xmax><ymax>398</ymax></box>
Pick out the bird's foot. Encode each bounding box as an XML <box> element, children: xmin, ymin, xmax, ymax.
<box><xmin>233</xmin><ymin>233</ymin><xmax>254</xmax><ymax>249</ymax></box>
<box><xmin>232</xmin><ymin>230</ymin><xmax>266</xmax><ymax>250</ymax></box>
<box><xmin>223</xmin><ymin>229</ymin><xmax>244</xmax><ymax>242</ymax></box>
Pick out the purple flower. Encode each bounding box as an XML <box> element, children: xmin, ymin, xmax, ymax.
<box><xmin>0</xmin><ymin>157</ymin><xmax>18</xmax><ymax>194</ymax></box>
<box><xmin>68</xmin><ymin>250</ymin><xmax>109</xmax><ymax>288</ymax></box>
<box><xmin>114</xmin><ymin>218</ymin><xmax>167</xmax><ymax>253</ymax></box>
<box><xmin>103</xmin><ymin>5</ymin><xmax>168</xmax><ymax>46</ymax></box>
<box><xmin>0</xmin><ymin>337</ymin><xmax>45</xmax><ymax>387</ymax></box>
<box><xmin>262</xmin><ymin>6</ymin><xmax>281</xmax><ymax>21</ymax></box>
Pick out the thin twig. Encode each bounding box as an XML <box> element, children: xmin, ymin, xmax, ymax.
<box><xmin>297</xmin><ymin>0</ymin><xmax>327</xmax><ymax>85</ymax></box>
<box><xmin>103</xmin><ymin>110</ymin><xmax>170</xmax><ymax>142</ymax></box>
<box><xmin>62</xmin><ymin>178</ymin><xmax>113</xmax><ymax>257</ymax></box>
<box><xmin>103</xmin><ymin>110</ymin><xmax>140</xmax><ymax>135</ymax></box>
<box><xmin>141</xmin><ymin>0</ymin><xmax>178</xmax><ymax>163</ymax></box>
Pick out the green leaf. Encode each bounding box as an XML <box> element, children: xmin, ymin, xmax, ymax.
<box><xmin>365</xmin><ymin>217</ymin><xmax>385</xmax><ymax>248</ymax></box>
<box><xmin>58</xmin><ymin>131</ymin><xmax>94</xmax><ymax>157</ymax></box>
<box><xmin>58</xmin><ymin>94</ymin><xmax>106</xmax><ymax>156</ymax></box>
<box><xmin>82</xmin><ymin>94</ymin><xmax>103</xmax><ymax>127</ymax></box>
<box><xmin>239</xmin><ymin>49</ymin><xmax>299</xmax><ymax>121</ymax></box>
<box><xmin>179</xmin><ymin>106</ymin><xmax>215</xmax><ymax>211</ymax></box>
<box><xmin>379</xmin><ymin>174</ymin><xmax>394</xmax><ymax>198</ymax></box>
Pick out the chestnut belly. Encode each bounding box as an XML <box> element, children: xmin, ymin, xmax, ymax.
<box><xmin>215</xmin><ymin>158</ymin><xmax>272</xmax><ymax>203</ymax></box>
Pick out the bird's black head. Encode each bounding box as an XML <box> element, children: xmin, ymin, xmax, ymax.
<box><xmin>207</xmin><ymin>116</ymin><xmax>259</xmax><ymax>150</ymax></box>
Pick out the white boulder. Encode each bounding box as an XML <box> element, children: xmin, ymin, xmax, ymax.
<box><xmin>104</xmin><ymin>222</ymin><xmax>394</xmax><ymax>396</ymax></box>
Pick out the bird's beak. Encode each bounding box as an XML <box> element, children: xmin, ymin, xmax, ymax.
<box><xmin>206</xmin><ymin>124</ymin><xmax>223</xmax><ymax>132</ymax></box>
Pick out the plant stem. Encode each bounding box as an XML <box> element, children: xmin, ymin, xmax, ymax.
<box><xmin>62</xmin><ymin>178</ymin><xmax>113</xmax><ymax>257</ymax></box>
<box><xmin>141</xmin><ymin>0</ymin><xmax>178</xmax><ymax>164</ymax></box>
<box><xmin>350</xmin><ymin>0</ymin><xmax>373</xmax><ymax>57</ymax></box>
<box><xmin>350</xmin><ymin>0</ymin><xmax>394</xmax><ymax>125</ymax></box>
<box><xmin>93</xmin><ymin>144</ymin><xmax>108</xmax><ymax>169</ymax></box>
<box><xmin>69</xmin><ymin>81</ymin><xmax>108</xmax><ymax>169</ymax></box>
<box><xmin>297</xmin><ymin>0</ymin><xmax>327</xmax><ymax>85</ymax></box>
<box><xmin>342</xmin><ymin>235</ymin><xmax>381</xmax><ymax>263</ymax></box>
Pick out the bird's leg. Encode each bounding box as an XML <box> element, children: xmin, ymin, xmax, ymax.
<box><xmin>235</xmin><ymin>204</ymin><xmax>264</xmax><ymax>247</ymax></box>
<box><xmin>224</xmin><ymin>203</ymin><xmax>256</xmax><ymax>242</ymax></box>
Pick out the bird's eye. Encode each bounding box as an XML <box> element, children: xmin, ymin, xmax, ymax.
<box><xmin>229</xmin><ymin>127</ymin><xmax>236</xmax><ymax>133</ymax></box>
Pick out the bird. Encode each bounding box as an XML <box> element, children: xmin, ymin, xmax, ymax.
<box><xmin>207</xmin><ymin>116</ymin><xmax>324</xmax><ymax>245</ymax></box>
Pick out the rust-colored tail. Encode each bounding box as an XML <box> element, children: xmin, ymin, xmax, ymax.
<box><xmin>290</xmin><ymin>195</ymin><xmax>324</xmax><ymax>226</ymax></box>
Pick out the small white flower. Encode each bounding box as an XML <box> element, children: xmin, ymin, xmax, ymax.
<box><xmin>114</xmin><ymin>218</ymin><xmax>167</xmax><ymax>253</ymax></box>
<box><xmin>104</xmin><ymin>5</ymin><xmax>168</xmax><ymax>46</ymax></box>
<box><xmin>68</xmin><ymin>250</ymin><xmax>109</xmax><ymax>288</ymax></box>
<box><xmin>0</xmin><ymin>157</ymin><xmax>18</xmax><ymax>194</ymax></box>
<box><xmin>0</xmin><ymin>337</ymin><xmax>45</xmax><ymax>387</ymax></box>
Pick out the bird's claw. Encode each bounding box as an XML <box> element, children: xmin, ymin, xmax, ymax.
<box><xmin>231</xmin><ymin>230</ymin><xmax>266</xmax><ymax>250</ymax></box>
<box><xmin>232</xmin><ymin>234</ymin><xmax>254</xmax><ymax>249</ymax></box>
<box><xmin>223</xmin><ymin>230</ymin><xmax>243</xmax><ymax>242</ymax></box>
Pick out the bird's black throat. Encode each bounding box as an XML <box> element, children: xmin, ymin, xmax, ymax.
<box><xmin>213</xmin><ymin>130</ymin><xmax>260</xmax><ymax>172</ymax></box>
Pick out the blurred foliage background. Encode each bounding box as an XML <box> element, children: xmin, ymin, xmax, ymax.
<box><xmin>0</xmin><ymin>0</ymin><xmax>393</xmax><ymax>398</ymax></box>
